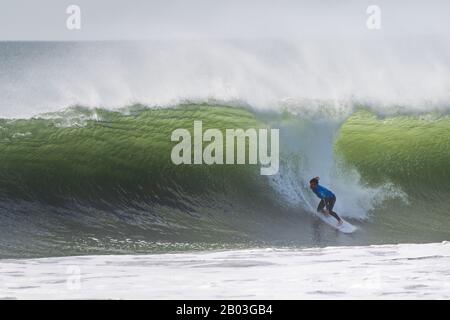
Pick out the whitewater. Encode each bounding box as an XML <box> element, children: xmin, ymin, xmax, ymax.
<box><xmin>2</xmin><ymin>38</ymin><xmax>450</xmax><ymax>119</ymax></box>
<box><xmin>1</xmin><ymin>242</ymin><xmax>450</xmax><ymax>299</ymax></box>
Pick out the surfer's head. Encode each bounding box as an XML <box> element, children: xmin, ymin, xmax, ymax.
<box><xmin>309</xmin><ymin>177</ymin><xmax>319</xmax><ymax>189</ymax></box>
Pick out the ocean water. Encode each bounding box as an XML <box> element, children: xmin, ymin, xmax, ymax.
<box><xmin>1</xmin><ymin>242</ymin><xmax>450</xmax><ymax>299</ymax></box>
<box><xmin>1</xmin><ymin>41</ymin><xmax>450</xmax><ymax>257</ymax></box>
<box><xmin>0</xmin><ymin>41</ymin><xmax>449</xmax><ymax>298</ymax></box>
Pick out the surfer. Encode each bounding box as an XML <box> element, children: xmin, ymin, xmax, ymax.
<box><xmin>309</xmin><ymin>177</ymin><xmax>343</xmax><ymax>225</ymax></box>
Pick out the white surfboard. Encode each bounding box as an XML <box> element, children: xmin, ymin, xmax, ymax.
<box><xmin>315</xmin><ymin>211</ymin><xmax>357</xmax><ymax>233</ymax></box>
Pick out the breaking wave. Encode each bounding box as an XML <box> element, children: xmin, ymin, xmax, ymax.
<box><xmin>0</xmin><ymin>103</ymin><xmax>448</xmax><ymax>258</ymax></box>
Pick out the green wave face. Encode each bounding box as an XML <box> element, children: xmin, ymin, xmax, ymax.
<box><xmin>0</xmin><ymin>104</ymin><xmax>266</xmax><ymax>200</ymax></box>
<box><xmin>336</xmin><ymin>110</ymin><xmax>450</xmax><ymax>239</ymax></box>
<box><xmin>0</xmin><ymin>104</ymin><xmax>297</xmax><ymax>258</ymax></box>
<box><xmin>1</xmin><ymin>104</ymin><xmax>450</xmax><ymax>258</ymax></box>
<box><xmin>336</xmin><ymin>110</ymin><xmax>450</xmax><ymax>195</ymax></box>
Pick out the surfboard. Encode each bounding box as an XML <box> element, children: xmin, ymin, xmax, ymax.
<box><xmin>315</xmin><ymin>211</ymin><xmax>357</xmax><ymax>233</ymax></box>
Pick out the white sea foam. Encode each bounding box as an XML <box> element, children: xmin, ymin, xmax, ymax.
<box><xmin>1</xmin><ymin>241</ymin><xmax>449</xmax><ymax>299</ymax></box>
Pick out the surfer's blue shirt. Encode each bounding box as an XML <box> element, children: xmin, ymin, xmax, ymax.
<box><xmin>312</xmin><ymin>185</ymin><xmax>335</xmax><ymax>199</ymax></box>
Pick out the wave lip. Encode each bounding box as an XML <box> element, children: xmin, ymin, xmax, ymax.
<box><xmin>2</xmin><ymin>40</ymin><xmax>450</xmax><ymax>118</ymax></box>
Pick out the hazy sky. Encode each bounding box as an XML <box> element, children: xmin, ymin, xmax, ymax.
<box><xmin>0</xmin><ymin>0</ymin><xmax>449</xmax><ymax>40</ymax></box>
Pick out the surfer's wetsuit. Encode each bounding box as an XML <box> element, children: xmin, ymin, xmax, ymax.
<box><xmin>312</xmin><ymin>185</ymin><xmax>342</xmax><ymax>223</ymax></box>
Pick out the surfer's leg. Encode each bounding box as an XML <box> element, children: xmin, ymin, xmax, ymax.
<box><xmin>326</xmin><ymin>197</ymin><xmax>342</xmax><ymax>223</ymax></box>
<box><xmin>328</xmin><ymin>211</ymin><xmax>342</xmax><ymax>223</ymax></box>
<box><xmin>317</xmin><ymin>199</ymin><xmax>325</xmax><ymax>213</ymax></box>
